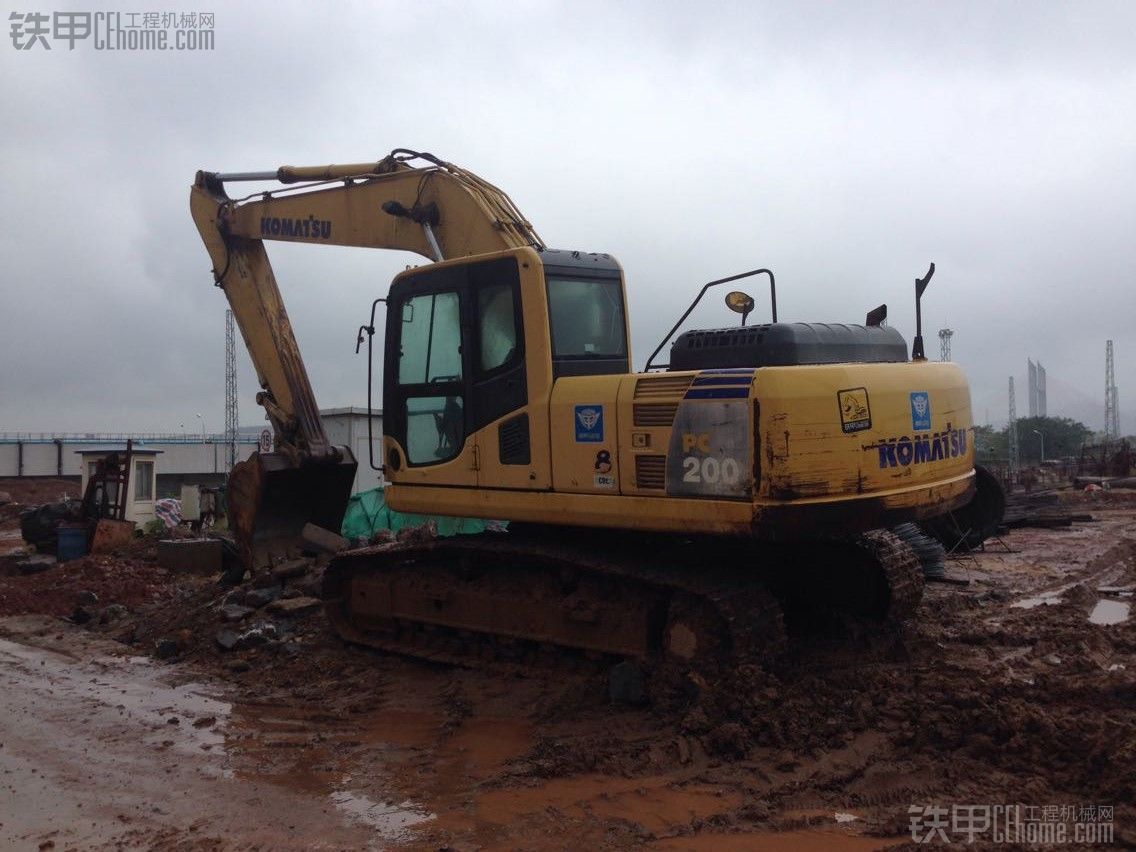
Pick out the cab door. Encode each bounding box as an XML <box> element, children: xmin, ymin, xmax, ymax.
<box><xmin>468</xmin><ymin>254</ymin><xmax>551</xmax><ymax>490</ymax></box>
<box><xmin>383</xmin><ymin>250</ymin><xmax>551</xmax><ymax>491</ymax></box>
<box><xmin>383</xmin><ymin>266</ymin><xmax>478</xmax><ymax>487</ymax></box>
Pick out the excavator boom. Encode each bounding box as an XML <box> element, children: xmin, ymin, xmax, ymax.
<box><xmin>189</xmin><ymin>150</ymin><xmax>544</xmax><ymax>569</ymax></box>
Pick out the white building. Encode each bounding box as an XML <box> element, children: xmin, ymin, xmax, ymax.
<box><xmin>320</xmin><ymin>407</ymin><xmax>385</xmax><ymax>494</ymax></box>
<box><xmin>0</xmin><ymin>408</ymin><xmax>384</xmax><ymax>497</ymax></box>
<box><xmin>76</xmin><ymin>447</ymin><xmax>162</xmax><ymax>525</ymax></box>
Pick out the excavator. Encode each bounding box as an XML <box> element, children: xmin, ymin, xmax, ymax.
<box><xmin>190</xmin><ymin>149</ymin><xmax>976</xmax><ymax>674</ymax></box>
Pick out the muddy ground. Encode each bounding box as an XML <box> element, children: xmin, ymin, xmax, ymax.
<box><xmin>0</xmin><ymin>480</ymin><xmax>1133</xmax><ymax>851</ymax></box>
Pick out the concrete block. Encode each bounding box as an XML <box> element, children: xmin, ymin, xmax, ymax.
<box><xmin>157</xmin><ymin>538</ymin><xmax>223</xmax><ymax>575</ymax></box>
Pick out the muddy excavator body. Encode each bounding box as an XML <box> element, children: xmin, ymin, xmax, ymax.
<box><xmin>190</xmin><ymin>150</ymin><xmax>981</xmax><ymax>673</ymax></box>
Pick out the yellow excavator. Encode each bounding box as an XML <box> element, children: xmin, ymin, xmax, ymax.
<box><xmin>190</xmin><ymin>149</ymin><xmax>976</xmax><ymax>672</ymax></box>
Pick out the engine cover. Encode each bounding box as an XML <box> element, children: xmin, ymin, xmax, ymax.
<box><xmin>669</xmin><ymin>322</ymin><xmax>908</xmax><ymax>371</ymax></box>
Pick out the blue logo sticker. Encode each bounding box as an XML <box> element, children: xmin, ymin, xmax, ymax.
<box><xmin>910</xmin><ymin>392</ymin><xmax>931</xmax><ymax>431</ymax></box>
<box><xmin>574</xmin><ymin>405</ymin><xmax>604</xmax><ymax>442</ymax></box>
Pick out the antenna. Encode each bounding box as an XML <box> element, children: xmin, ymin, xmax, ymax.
<box><xmin>225</xmin><ymin>309</ymin><xmax>238</xmax><ymax>471</ymax></box>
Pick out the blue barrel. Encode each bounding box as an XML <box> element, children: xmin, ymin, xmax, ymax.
<box><xmin>57</xmin><ymin>524</ymin><xmax>89</xmax><ymax>561</ymax></box>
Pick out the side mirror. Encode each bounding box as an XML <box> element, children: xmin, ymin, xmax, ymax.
<box><xmin>725</xmin><ymin>291</ymin><xmax>755</xmax><ymax>326</ymax></box>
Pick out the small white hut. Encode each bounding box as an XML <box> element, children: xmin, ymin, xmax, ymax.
<box><xmin>76</xmin><ymin>447</ymin><xmax>163</xmax><ymax>526</ymax></box>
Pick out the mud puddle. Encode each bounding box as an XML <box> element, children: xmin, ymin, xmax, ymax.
<box><xmin>227</xmin><ymin>696</ymin><xmax>537</xmax><ymax>847</ymax></box>
<box><xmin>1089</xmin><ymin>599</ymin><xmax>1131</xmax><ymax>625</ymax></box>
<box><xmin>0</xmin><ymin>617</ymin><xmax>382</xmax><ymax>849</ymax></box>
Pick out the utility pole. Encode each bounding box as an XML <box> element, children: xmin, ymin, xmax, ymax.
<box><xmin>1105</xmin><ymin>340</ymin><xmax>1119</xmax><ymax>440</ymax></box>
<box><xmin>1008</xmin><ymin>376</ymin><xmax>1020</xmax><ymax>483</ymax></box>
<box><xmin>225</xmin><ymin>309</ymin><xmax>239</xmax><ymax>471</ymax></box>
<box><xmin>938</xmin><ymin>328</ymin><xmax>953</xmax><ymax>361</ymax></box>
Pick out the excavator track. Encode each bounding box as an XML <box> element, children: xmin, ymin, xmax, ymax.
<box><xmin>765</xmin><ymin>528</ymin><xmax>925</xmax><ymax>632</ymax></box>
<box><xmin>322</xmin><ymin>528</ymin><xmax>921</xmax><ymax>677</ymax></box>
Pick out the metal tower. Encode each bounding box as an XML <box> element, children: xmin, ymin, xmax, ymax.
<box><xmin>225</xmin><ymin>309</ymin><xmax>239</xmax><ymax>471</ymax></box>
<box><xmin>1008</xmin><ymin>376</ymin><xmax>1020</xmax><ymax>482</ymax></box>
<box><xmin>938</xmin><ymin>328</ymin><xmax>953</xmax><ymax>361</ymax></box>
<box><xmin>1105</xmin><ymin>340</ymin><xmax>1119</xmax><ymax>440</ymax></box>
<box><xmin>1027</xmin><ymin>360</ymin><xmax>1038</xmax><ymax>417</ymax></box>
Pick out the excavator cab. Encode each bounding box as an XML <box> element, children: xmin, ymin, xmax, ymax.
<box><xmin>379</xmin><ymin>248</ymin><xmax>630</xmax><ymax>490</ymax></box>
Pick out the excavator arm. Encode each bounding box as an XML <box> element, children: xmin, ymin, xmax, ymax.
<box><xmin>189</xmin><ymin>149</ymin><xmax>544</xmax><ymax>570</ymax></box>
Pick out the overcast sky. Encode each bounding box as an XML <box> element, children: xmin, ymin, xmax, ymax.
<box><xmin>2</xmin><ymin>0</ymin><xmax>1133</xmax><ymax>438</ymax></box>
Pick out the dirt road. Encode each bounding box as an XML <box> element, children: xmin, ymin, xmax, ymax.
<box><xmin>0</xmin><ymin>491</ymin><xmax>1132</xmax><ymax>850</ymax></box>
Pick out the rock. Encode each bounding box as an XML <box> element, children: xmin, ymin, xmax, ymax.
<box><xmin>294</xmin><ymin>577</ymin><xmax>323</xmax><ymax>598</ymax></box>
<box><xmin>300</xmin><ymin>522</ymin><xmax>348</xmax><ymax>555</ymax></box>
<box><xmin>75</xmin><ymin>590</ymin><xmax>99</xmax><ymax>606</ymax></box>
<box><xmin>215</xmin><ymin>629</ymin><xmax>241</xmax><ymax>652</ymax></box>
<box><xmin>276</xmin><ymin>641</ymin><xmax>303</xmax><ymax>657</ymax></box>
<box><xmin>16</xmin><ymin>555</ymin><xmax>56</xmax><ymax>575</ymax></box>
<box><xmin>223</xmin><ymin>588</ymin><xmax>248</xmax><ymax>607</ymax></box>
<box><xmin>219</xmin><ymin>604</ymin><xmax>254</xmax><ymax>623</ymax></box>
<box><xmin>100</xmin><ymin>604</ymin><xmax>129</xmax><ymax>624</ymax></box>
<box><xmin>154</xmin><ymin>638</ymin><xmax>180</xmax><ymax>659</ymax></box>
<box><xmin>251</xmin><ymin>572</ymin><xmax>279</xmax><ymax>590</ymax></box>
<box><xmin>244</xmin><ymin>587</ymin><xmax>282</xmax><ymax>609</ymax></box>
<box><xmin>271</xmin><ymin>558</ymin><xmax>312</xmax><ymax>581</ymax></box>
<box><xmin>193</xmin><ymin>716</ymin><xmax>217</xmax><ymax>729</ymax></box>
<box><xmin>0</xmin><ymin>490</ymin><xmax>12</xmax><ymax>506</ymax></box>
<box><xmin>682</xmin><ymin>707</ymin><xmax>712</xmax><ymax>735</ymax></box>
<box><xmin>608</xmin><ymin>660</ymin><xmax>647</xmax><ymax>705</ymax></box>
<box><xmin>220</xmin><ymin>622</ymin><xmax>279</xmax><ymax>651</ymax></box>
<box><xmin>675</xmin><ymin>735</ymin><xmax>692</xmax><ymax>765</ymax></box>
<box><xmin>280</xmin><ymin>588</ymin><xmax>303</xmax><ymax>600</ymax></box>
<box><xmin>71</xmin><ymin>606</ymin><xmax>95</xmax><ymax>625</ymax></box>
<box><xmin>706</xmin><ymin>722</ymin><xmax>751</xmax><ymax>758</ymax></box>
<box><xmin>396</xmin><ymin>521</ymin><xmax>437</xmax><ymax>544</ymax></box>
<box><xmin>167</xmin><ymin>716</ymin><xmax>180</xmax><ymax>725</ymax></box>
<box><xmin>266</xmin><ymin>596</ymin><xmax>321</xmax><ymax>618</ymax></box>
<box><xmin>738</xmin><ymin>801</ymin><xmax>772</xmax><ymax>821</ymax></box>
<box><xmin>225</xmin><ymin>659</ymin><xmax>251</xmax><ymax>673</ymax></box>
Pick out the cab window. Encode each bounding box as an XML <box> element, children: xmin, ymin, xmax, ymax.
<box><xmin>398</xmin><ymin>291</ymin><xmax>462</xmax><ymax>385</ymax></box>
<box><xmin>477</xmin><ymin>283</ymin><xmax>518</xmax><ymax>373</ymax></box>
<box><xmin>546</xmin><ymin>277</ymin><xmax>626</xmax><ymax>359</ymax></box>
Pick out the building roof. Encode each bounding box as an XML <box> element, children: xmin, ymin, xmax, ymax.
<box><xmin>319</xmin><ymin>407</ymin><xmax>383</xmax><ymax>417</ymax></box>
<box><xmin>75</xmin><ymin>447</ymin><xmax>163</xmax><ymax>455</ymax></box>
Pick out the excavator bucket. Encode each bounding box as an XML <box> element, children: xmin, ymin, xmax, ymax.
<box><xmin>226</xmin><ymin>449</ymin><xmax>358</xmax><ymax>573</ymax></box>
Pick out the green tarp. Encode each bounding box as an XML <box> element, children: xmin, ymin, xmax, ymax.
<box><xmin>340</xmin><ymin>487</ymin><xmax>498</xmax><ymax>542</ymax></box>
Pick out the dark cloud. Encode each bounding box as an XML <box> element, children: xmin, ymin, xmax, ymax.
<box><xmin>2</xmin><ymin>1</ymin><xmax>1133</xmax><ymax>435</ymax></box>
